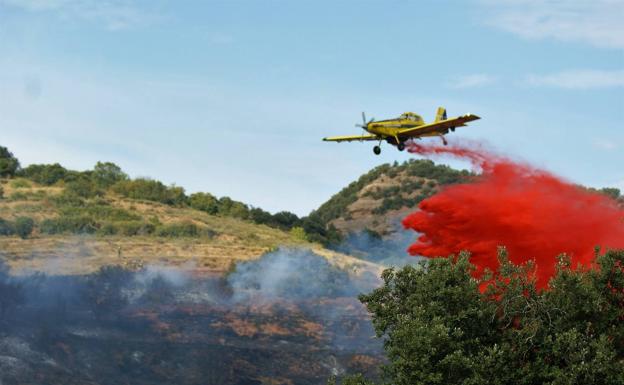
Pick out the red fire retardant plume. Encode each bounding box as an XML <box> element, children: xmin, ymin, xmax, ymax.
<box><xmin>403</xmin><ymin>140</ymin><xmax>624</xmax><ymax>289</ymax></box>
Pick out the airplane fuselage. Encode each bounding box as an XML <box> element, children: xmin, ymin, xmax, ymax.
<box><xmin>364</xmin><ymin>112</ymin><xmax>445</xmax><ymax>144</ymax></box>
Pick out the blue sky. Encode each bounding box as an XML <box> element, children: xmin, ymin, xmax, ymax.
<box><xmin>0</xmin><ymin>0</ymin><xmax>622</xmax><ymax>215</ymax></box>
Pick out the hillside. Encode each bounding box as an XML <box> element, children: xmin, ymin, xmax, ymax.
<box><xmin>312</xmin><ymin>159</ymin><xmax>473</xmax><ymax>236</ymax></box>
<box><xmin>0</xmin><ymin>178</ymin><xmax>315</xmax><ymax>274</ymax></box>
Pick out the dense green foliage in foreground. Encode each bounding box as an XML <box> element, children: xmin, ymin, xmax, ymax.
<box><xmin>333</xmin><ymin>249</ymin><xmax>624</xmax><ymax>385</ymax></box>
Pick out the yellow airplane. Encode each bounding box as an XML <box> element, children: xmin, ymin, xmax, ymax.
<box><xmin>323</xmin><ymin>107</ymin><xmax>480</xmax><ymax>155</ymax></box>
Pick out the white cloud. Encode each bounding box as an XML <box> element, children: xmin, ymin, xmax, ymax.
<box><xmin>480</xmin><ymin>0</ymin><xmax>624</xmax><ymax>49</ymax></box>
<box><xmin>526</xmin><ymin>69</ymin><xmax>624</xmax><ymax>89</ymax></box>
<box><xmin>448</xmin><ymin>73</ymin><xmax>498</xmax><ymax>89</ymax></box>
<box><xmin>592</xmin><ymin>138</ymin><xmax>619</xmax><ymax>151</ymax></box>
<box><xmin>0</xmin><ymin>0</ymin><xmax>154</xmax><ymax>30</ymax></box>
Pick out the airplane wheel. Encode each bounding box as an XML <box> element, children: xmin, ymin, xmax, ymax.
<box><xmin>373</xmin><ymin>146</ymin><xmax>381</xmax><ymax>155</ymax></box>
<box><xmin>450</xmin><ymin>127</ymin><xmax>455</xmax><ymax>132</ymax></box>
<box><xmin>397</xmin><ymin>142</ymin><xmax>405</xmax><ymax>151</ymax></box>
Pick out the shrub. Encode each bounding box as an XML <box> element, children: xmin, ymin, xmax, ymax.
<box><xmin>8</xmin><ymin>192</ymin><xmax>27</xmax><ymax>201</ymax></box>
<box><xmin>599</xmin><ymin>187</ymin><xmax>621</xmax><ymax>200</ymax></box>
<box><xmin>115</xmin><ymin>221</ymin><xmax>155</xmax><ymax>236</ymax></box>
<box><xmin>189</xmin><ymin>192</ymin><xmax>219</xmax><ymax>214</ymax></box>
<box><xmin>21</xmin><ymin>163</ymin><xmax>68</xmax><ymax>185</ymax></box>
<box><xmin>14</xmin><ymin>216</ymin><xmax>34</xmax><ymax>239</ymax></box>
<box><xmin>112</xmin><ymin>178</ymin><xmax>187</xmax><ymax>206</ymax></box>
<box><xmin>50</xmin><ymin>192</ymin><xmax>85</xmax><ymax>207</ymax></box>
<box><xmin>10</xmin><ymin>178</ymin><xmax>31</xmax><ymax>189</ymax></box>
<box><xmin>91</xmin><ymin>161</ymin><xmax>128</xmax><ymax>188</ymax></box>
<box><xmin>40</xmin><ymin>216</ymin><xmax>98</xmax><ymax>234</ymax></box>
<box><xmin>0</xmin><ymin>218</ymin><xmax>14</xmax><ymax>235</ymax></box>
<box><xmin>289</xmin><ymin>226</ymin><xmax>307</xmax><ymax>242</ymax></box>
<box><xmin>0</xmin><ymin>185</ymin><xmax>3</xmax><ymax>199</ymax></box>
<box><xmin>0</xmin><ymin>146</ymin><xmax>20</xmax><ymax>178</ymax></box>
<box><xmin>155</xmin><ymin>222</ymin><xmax>200</xmax><ymax>237</ymax></box>
<box><xmin>64</xmin><ymin>178</ymin><xmax>102</xmax><ymax>198</ymax></box>
<box><xmin>217</xmin><ymin>197</ymin><xmax>249</xmax><ymax>219</ymax></box>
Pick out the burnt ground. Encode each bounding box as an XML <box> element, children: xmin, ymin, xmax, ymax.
<box><xmin>0</xmin><ymin>251</ymin><xmax>385</xmax><ymax>385</ymax></box>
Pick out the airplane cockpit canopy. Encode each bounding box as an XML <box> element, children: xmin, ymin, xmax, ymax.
<box><xmin>400</xmin><ymin>112</ymin><xmax>423</xmax><ymax>123</ymax></box>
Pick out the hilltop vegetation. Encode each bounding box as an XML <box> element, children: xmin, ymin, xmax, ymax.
<box><xmin>310</xmin><ymin>159</ymin><xmax>473</xmax><ymax>236</ymax></box>
<box><xmin>0</xmin><ymin>145</ymin><xmax>333</xmax><ymax>244</ymax></box>
<box><xmin>0</xmin><ymin>146</ymin><xmax>324</xmax><ymax>274</ymax></box>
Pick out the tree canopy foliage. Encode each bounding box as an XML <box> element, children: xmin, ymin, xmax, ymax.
<box><xmin>336</xmin><ymin>249</ymin><xmax>624</xmax><ymax>385</ymax></box>
<box><xmin>0</xmin><ymin>146</ymin><xmax>20</xmax><ymax>178</ymax></box>
<box><xmin>312</xmin><ymin>159</ymin><xmax>472</xmax><ymax>226</ymax></box>
<box><xmin>0</xmin><ymin>145</ymin><xmax>340</xmax><ymax>242</ymax></box>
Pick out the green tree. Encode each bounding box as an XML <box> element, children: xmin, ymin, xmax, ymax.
<box><xmin>600</xmin><ymin>187</ymin><xmax>621</xmax><ymax>201</ymax></box>
<box><xmin>20</xmin><ymin>163</ymin><xmax>68</xmax><ymax>185</ymax></box>
<box><xmin>14</xmin><ymin>216</ymin><xmax>34</xmax><ymax>239</ymax></box>
<box><xmin>189</xmin><ymin>192</ymin><xmax>219</xmax><ymax>214</ymax></box>
<box><xmin>218</xmin><ymin>197</ymin><xmax>249</xmax><ymax>219</ymax></box>
<box><xmin>339</xmin><ymin>250</ymin><xmax>624</xmax><ymax>385</ymax></box>
<box><xmin>0</xmin><ymin>146</ymin><xmax>20</xmax><ymax>178</ymax></box>
<box><xmin>271</xmin><ymin>211</ymin><xmax>300</xmax><ymax>230</ymax></box>
<box><xmin>249</xmin><ymin>207</ymin><xmax>273</xmax><ymax>225</ymax></box>
<box><xmin>92</xmin><ymin>161</ymin><xmax>128</xmax><ymax>188</ymax></box>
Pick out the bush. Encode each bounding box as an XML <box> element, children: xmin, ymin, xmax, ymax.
<box><xmin>20</xmin><ymin>163</ymin><xmax>68</xmax><ymax>185</ymax></box>
<box><xmin>40</xmin><ymin>216</ymin><xmax>98</xmax><ymax>234</ymax></box>
<box><xmin>599</xmin><ymin>187</ymin><xmax>621</xmax><ymax>200</ymax></box>
<box><xmin>115</xmin><ymin>221</ymin><xmax>155</xmax><ymax>236</ymax></box>
<box><xmin>64</xmin><ymin>178</ymin><xmax>102</xmax><ymax>198</ymax></box>
<box><xmin>155</xmin><ymin>222</ymin><xmax>201</xmax><ymax>237</ymax></box>
<box><xmin>289</xmin><ymin>226</ymin><xmax>307</xmax><ymax>242</ymax></box>
<box><xmin>189</xmin><ymin>192</ymin><xmax>219</xmax><ymax>214</ymax></box>
<box><xmin>91</xmin><ymin>161</ymin><xmax>128</xmax><ymax>188</ymax></box>
<box><xmin>340</xmin><ymin>250</ymin><xmax>624</xmax><ymax>385</ymax></box>
<box><xmin>217</xmin><ymin>197</ymin><xmax>249</xmax><ymax>219</ymax></box>
<box><xmin>0</xmin><ymin>218</ymin><xmax>14</xmax><ymax>235</ymax></box>
<box><xmin>14</xmin><ymin>217</ymin><xmax>34</xmax><ymax>239</ymax></box>
<box><xmin>10</xmin><ymin>178</ymin><xmax>31</xmax><ymax>189</ymax></box>
<box><xmin>0</xmin><ymin>185</ymin><xmax>3</xmax><ymax>199</ymax></box>
<box><xmin>112</xmin><ymin>178</ymin><xmax>187</xmax><ymax>206</ymax></box>
<box><xmin>0</xmin><ymin>146</ymin><xmax>20</xmax><ymax>178</ymax></box>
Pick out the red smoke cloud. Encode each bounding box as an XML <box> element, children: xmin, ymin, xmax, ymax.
<box><xmin>403</xmin><ymin>140</ymin><xmax>624</xmax><ymax>289</ymax></box>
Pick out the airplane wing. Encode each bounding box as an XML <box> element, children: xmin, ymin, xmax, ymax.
<box><xmin>323</xmin><ymin>134</ymin><xmax>380</xmax><ymax>142</ymax></box>
<box><xmin>398</xmin><ymin>114</ymin><xmax>480</xmax><ymax>137</ymax></box>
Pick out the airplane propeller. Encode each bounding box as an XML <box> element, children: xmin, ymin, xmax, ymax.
<box><xmin>355</xmin><ymin>112</ymin><xmax>374</xmax><ymax>131</ymax></box>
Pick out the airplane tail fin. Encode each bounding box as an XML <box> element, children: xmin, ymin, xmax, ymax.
<box><xmin>435</xmin><ymin>107</ymin><xmax>447</xmax><ymax>122</ymax></box>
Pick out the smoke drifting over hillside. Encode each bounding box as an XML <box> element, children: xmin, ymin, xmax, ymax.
<box><xmin>0</xmin><ymin>248</ymin><xmax>382</xmax><ymax>384</ymax></box>
<box><xmin>404</xmin><ymin>140</ymin><xmax>624</xmax><ymax>288</ymax></box>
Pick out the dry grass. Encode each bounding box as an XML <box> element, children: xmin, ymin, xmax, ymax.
<box><xmin>0</xmin><ymin>181</ymin><xmax>316</xmax><ymax>275</ymax></box>
<box><xmin>330</xmin><ymin>171</ymin><xmax>436</xmax><ymax>235</ymax></box>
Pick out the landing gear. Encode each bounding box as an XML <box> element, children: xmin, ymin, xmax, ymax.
<box><xmin>397</xmin><ymin>142</ymin><xmax>406</xmax><ymax>151</ymax></box>
<box><xmin>440</xmin><ymin>136</ymin><xmax>448</xmax><ymax>146</ymax></box>
<box><xmin>373</xmin><ymin>145</ymin><xmax>381</xmax><ymax>155</ymax></box>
